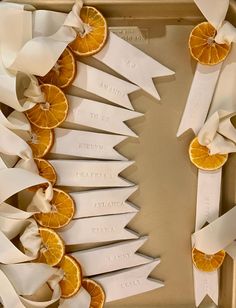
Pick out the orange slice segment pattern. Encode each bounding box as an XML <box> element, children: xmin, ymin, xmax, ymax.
<box><xmin>25</xmin><ymin>84</ymin><xmax>68</xmax><ymax>129</ymax></box>
<box><xmin>189</xmin><ymin>22</ymin><xmax>231</xmax><ymax>65</ymax></box>
<box><xmin>192</xmin><ymin>248</ymin><xmax>226</xmax><ymax>272</ymax></box>
<box><xmin>69</xmin><ymin>6</ymin><xmax>107</xmax><ymax>56</ymax></box>
<box><xmin>189</xmin><ymin>137</ymin><xmax>228</xmax><ymax>171</ymax></box>
<box><xmin>58</xmin><ymin>255</ymin><xmax>82</xmax><ymax>298</ymax></box>
<box><xmin>27</xmin><ymin>125</ymin><xmax>54</xmax><ymax>158</ymax></box>
<box><xmin>34</xmin><ymin>188</ymin><xmax>75</xmax><ymax>229</ymax></box>
<box><xmin>38</xmin><ymin>48</ymin><xmax>76</xmax><ymax>89</ymax></box>
<box><xmin>36</xmin><ymin>227</ymin><xmax>65</xmax><ymax>266</ymax></box>
<box><xmin>82</xmin><ymin>278</ymin><xmax>105</xmax><ymax>308</ymax></box>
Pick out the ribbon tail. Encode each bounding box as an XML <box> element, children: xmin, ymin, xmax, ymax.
<box><xmin>0</xmin><ymin>270</ymin><xmax>25</xmax><ymax>308</ymax></box>
<box><xmin>194</xmin><ymin>0</ymin><xmax>229</xmax><ymax>29</ymax></box>
<box><xmin>193</xmin><ymin>267</ymin><xmax>219</xmax><ymax>307</ymax></box>
<box><xmin>93</xmin><ymin>260</ymin><xmax>163</xmax><ymax>302</ymax></box>
<box><xmin>177</xmin><ymin>63</ymin><xmax>222</xmax><ymax>137</ymax></box>
<box><xmin>195</xmin><ymin>169</ymin><xmax>222</xmax><ymax>230</ymax></box>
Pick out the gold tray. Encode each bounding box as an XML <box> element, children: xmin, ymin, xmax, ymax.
<box><xmin>3</xmin><ymin>0</ymin><xmax>236</xmax><ymax>307</ymax></box>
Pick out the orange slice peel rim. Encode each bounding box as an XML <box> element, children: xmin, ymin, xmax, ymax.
<box><xmin>82</xmin><ymin>278</ymin><xmax>105</xmax><ymax>308</ymax></box>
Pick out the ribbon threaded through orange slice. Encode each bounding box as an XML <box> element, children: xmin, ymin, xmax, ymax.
<box><xmin>189</xmin><ymin>137</ymin><xmax>228</xmax><ymax>171</ymax></box>
<box><xmin>27</xmin><ymin>125</ymin><xmax>54</xmax><ymax>158</ymax></box>
<box><xmin>192</xmin><ymin>248</ymin><xmax>226</xmax><ymax>272</ymax></box>
<box><xmin>34</xmin><ymin>188</ymin><xmax>75</xmax><ymax>229</ymax></box>
<box><xmin>36</xmin><ymin>227</ymin><xmax>65</xmax><ymax>266</ymax></box>
<box><xmin>25</xmin><ymin>84</ymin><xmax>68</xmax><ymax>129</ymax></box>
<box><xmin>38</xmin><ymin>48</ymin><xmax>76</xmax><ymax>88</ymax></box>
<box><xmin>69</xmin><ymin>6</ymin><xmax>107</xmax><ymax>56</ymax></box>
<box><xmin>58</xmin><ymin>255</ymin><xmax>82</xmax><ymax>298</ymax></box>
<box><xmin>82</xmin><ymin>278</ymin><xmax>105</xmax><ymax>308</ymax></box>
<box><xmin>189</xmin><ymin>22</ymin><xmax>231</xmax><ymax>65</ymax></box>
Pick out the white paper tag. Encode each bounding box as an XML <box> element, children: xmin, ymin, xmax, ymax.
<box><xmin>65</xmin><ymin>95</ymin><xmax>142</xmax><ymax>136</ymax></box>
<box><xmin>51</xmin><ymin>127</ymin><xmax>127</xmax><ymax>160</ymax></box>
<box><xmin>93</xmin><ymin>260</ymin><xmax>163</xmax><ymax>302</ymax></box>
<box><xmin>71</xmin><ymin>186</ymin><xmax>138</xmax><ymax>218</ymax></box>
<box><xmin>177</xmin><ymin>63</ymin><xmax>222</xmax><ymax>137</ymax></box>
<box><xmin>49</xmin><ymin>160</ymin><xmax>134</xmax><ymax>187</ymax></box>
<box><xmin>58</xmin><ymin>213</ymin><xmax>138</xmax><ymax>245</ymax></box>
<box><xmin>195</xmin><ymin>169</ymin><xmax>222</xmax><ymax>230</ymax></box>
<box><xmin>94</xmin><ymin>32</ymin><xmax>174</xmax><ymax>100</ymax></box>
<box><xmin>73</xmin><ymin>62</ymin><xmax>139</xmax><ymax>110</ymax></box>
<box><xmin>71</xmin><ymin>237</ymin><xmax>152</xmax><ymax>276</ymax></box>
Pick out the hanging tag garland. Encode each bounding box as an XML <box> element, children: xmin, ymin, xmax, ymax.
<box><xmin>177</xmin><ymin>0</ymin><xmax>235</xmax><ymax>137</ymax></box>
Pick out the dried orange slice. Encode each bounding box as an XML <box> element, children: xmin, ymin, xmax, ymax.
<box><xmin>192</xmin><ymin>248</ymin><xmax>226</xmax><ymax>272</ymax></box>
<box><xmin>25</xmin><ymin>84</ymin><xmax>68</xmax><ymax>129</ymax></box>
<box><xmin>189</xmin><ymin>22</ymin><xmax>231</xmax><ymax>65</ymax></box>
<box><xmin>82</xmin><ymin>278</ymin><xmax>105</xmax><ymax>308</ymax></box>
<box><xmin>28</xmin><ymin>158</ymin><xmax>56</xmax><ymax>191</ymax></box>
<box><xmin>69</xmin><ymin>6</ymin><xmax>107</xmax><ymax>56</ymax></box>
<box><xmin>189</xmin><ymin>137</ymin><xmax>228</xmax><ymax>171</ymax></box>
<box><xmin>34</xmin><ymin>188</ymin><xmax>75</xmax><ymax>229</ymax></box>
<box><xmin>38</xmin><ymin>48</ymin><xmax>76</xmax><ymax>89</ymax></box>
<box><xmin>27</xmin><ymin>125</ymin><xmax>54</xmax><ymax>158</ymax></box>
<box><xmin>36</xmin><ymin>227</ymin><xmax>65</xmax><ymax>266</ymax></box>
<box><xmin>58</xmin><ymin>255</ymin><xmax>82</xmax><ymax>298</ymax></box>
<box><xmin>35</xmin><ymin>158</ymin><xmax>57</xmax><ymax>186</ymax></box>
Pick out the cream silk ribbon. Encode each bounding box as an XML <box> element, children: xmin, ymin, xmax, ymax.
<box><xmin>177</xmin><ymin>0</ymin><xmax>236</xmax><ymax>137</ymax></box>
<box><xmin>198</xmin><ymin>110</ymin><xmax>236</xmax><ymax>154</ymax></box>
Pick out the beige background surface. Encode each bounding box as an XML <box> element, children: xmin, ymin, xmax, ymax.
<box><xmin>4</xmin><ymin>0</ymin><xmax>236</xmax><ymax>307</ymax></box>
